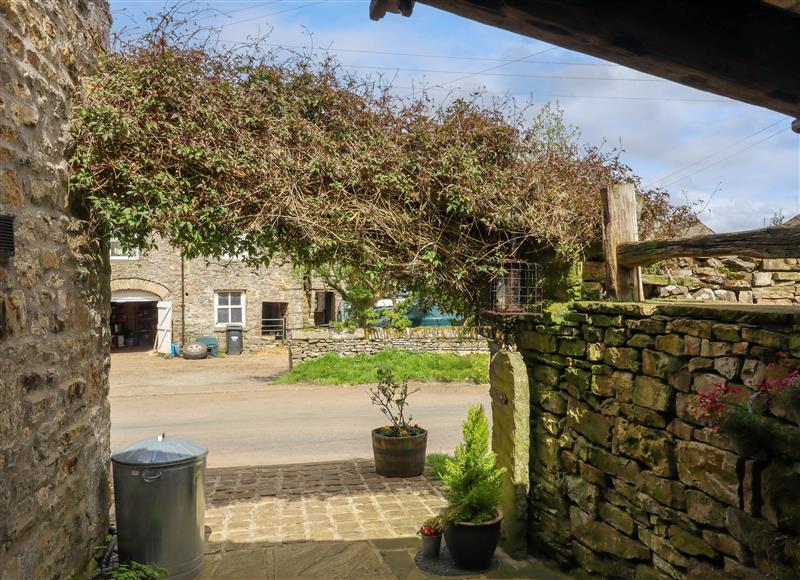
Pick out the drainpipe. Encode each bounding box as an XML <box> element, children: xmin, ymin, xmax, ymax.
<box><xmin>181</xmin><ymin>254</ymin><xmax>186</xmax><ymax>346</ymax></box>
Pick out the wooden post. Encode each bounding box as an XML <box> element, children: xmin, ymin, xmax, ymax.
<box><xmin>602</xmin><ymin>183</ymin><xmax>644</xmax><ymax>301</ymax></box>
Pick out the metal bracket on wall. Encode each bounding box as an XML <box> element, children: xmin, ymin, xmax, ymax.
<box><xmin>0</xmin><ymin>214</ymin><xmax>14</xmax><ymax>258</ymax></box>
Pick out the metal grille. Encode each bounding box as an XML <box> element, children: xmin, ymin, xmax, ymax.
<box><xmin>0</xmin><ymin>214</ymin><xmax>13</xmax><ymax>257</ymax></box>
<box><xmin>481</xmin><ymin>259</ymin><xmax>543</xmax><ymax>316</ymax></box>
<box><xmin>261</xmin><ymin>317</ymin><xmax>286</xmax><ymax>339</ymax></box>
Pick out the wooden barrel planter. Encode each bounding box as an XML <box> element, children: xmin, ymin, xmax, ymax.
<box><xmin>372</xmin><ymin>428</ymin><xmax>427</xmax><ymax>477</ymax></box>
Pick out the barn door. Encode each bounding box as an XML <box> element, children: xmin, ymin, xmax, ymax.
<box><xmin>156</xmin><ymin>301</ymin><xmax>173</xmax><ymax>355</ymax></box>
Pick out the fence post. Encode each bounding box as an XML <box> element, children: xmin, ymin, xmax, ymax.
<box><xmin>602</xmin><ymin>183</ymin><xmax>644</xmax><ymax>301</ymax></box>
<box><xmin>489</xmin><ymin>351</ymin><xmax>530</xmax><ymax>559</ymax></box>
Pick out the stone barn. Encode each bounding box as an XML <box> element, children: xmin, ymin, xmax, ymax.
<box><xmin>109</xmin><ymin>240</ymin><xmax>339</xmax><ymax>353</ymax></box>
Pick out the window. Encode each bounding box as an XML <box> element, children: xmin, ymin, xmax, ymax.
<box><xmin>110</xmin><ymin>238</ymin><xmax>139</xmax><ymax>260</ymax></box>
<box><xmin>215</xmin><ymin>291</ymin><xmax>245</xmax><ymax>325</ymax></box>
<box><xmin>314</xmin><ymin>291</ymin><xmax>336</xmax><ymax>326</ymax></box>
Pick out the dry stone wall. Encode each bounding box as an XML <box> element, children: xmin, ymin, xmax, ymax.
<box><xmin>519</xmin><ymin>302</ymin><xmax>800</xmax><ymax>579</ymax></box>
<box><xmin>583</xmin><ymin>256</ymin><xmax>800</xmax><ymax>305</ymax></box>
<box><xmin>289</xmin><ymin>326</ymin><xmax>490</xmax><ymax>364</ymax></box>
<box><xmin>0</xmin><ymin>1</ymin><xmax>111</xmax><ymax>577</ymax></box>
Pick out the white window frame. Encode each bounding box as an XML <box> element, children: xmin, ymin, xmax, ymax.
<box><xmin>214</xmin><ymin>290</ymin><xmax>246</xmax><ymax>327</ymax></box>
<box><xmin>110</xmin><ymin>238</ymin><xmax>139</xmax><ymax>260</ymax></box>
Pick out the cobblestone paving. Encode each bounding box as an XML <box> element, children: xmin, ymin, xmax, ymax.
<box><xmin>199</xmin><ymin>460</ymin><xmax>569</xmax><ymax>579</ymax></box>
<box><xmin>204</xmin><ymin>460</ymin><xmax>447</xmax><ymax>544</ymax></box>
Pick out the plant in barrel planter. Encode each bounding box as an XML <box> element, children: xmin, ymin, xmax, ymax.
<box><xmin>696</xmin><ymin>383</ymin><xmax>769</xmax><ymax>457</ymax></box>
<box><xmin>370</xmin><ymin>369</ymin><xmax>427</xmax><ymax>477</ymax></box>
<box><xmin>417</xmin><ymin>516</ymin><xmax>444</xmax><ymax>559</ymax></box>
<box><xmin>438</xmin><ymin>404</ymin><xmax>506</xmax><ymax>571</ymax></box>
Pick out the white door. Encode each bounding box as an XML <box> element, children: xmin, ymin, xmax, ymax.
<box><xmin>156</xmin><ymin>301</ymin><xmax>173</xmax><ymax>355</ymax></box>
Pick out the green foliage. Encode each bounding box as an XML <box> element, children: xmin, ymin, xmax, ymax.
<box><xmin>720</xmin><ymin>406</ymin><xmax>768</xmax><ymax>444</ymax></box>
<box><xmin>69</xmin><ymin>9</ymin><xmax>696</xmax><ymax>319</ymax></box>
<box><xmin>369</xmin><ymin>369</ymin><xmax>423</xmax><ymax>435</ymax></box>
<box><xmin>426</xmin><ymin>452</ymin><xmax>453</xmax><ymax>481</ymax></box>
<box><xmin>379</xmin><ymin>299</ymin><xmax>412</xmax><ymax>331</ymax></box>
<box><xmin>276</xmin><ymin>350</ymin><xmax>489</xmax><ymax>385</ymax></box>
<box><xmin>104</xmin><ymin>562</ymin><xmax>167</xmax><ymax>580</ymax></box>
<box><xmin>440</xmin><ymin>405</ymin><xmax>505</xmax><ymax>523</ymax></box>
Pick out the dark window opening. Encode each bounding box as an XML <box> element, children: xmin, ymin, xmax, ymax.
<box><xmin>262</xmin><ymin>302</ymin><xmax>287</xmax><ymax>338</ymax></box>
<box><xmin>314</xmin><ymin>291</ymin><xmax>336</xmax><ymax>326</ymax></box>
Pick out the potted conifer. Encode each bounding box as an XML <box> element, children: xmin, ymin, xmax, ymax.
<box><xmin>439</xmin><ymin>404</ymin><xmax>506</xmax><ymax>571</ymax></box>
<box><xmin>370</xmin><ymin>369</ymin><xmax>427</xmax><ymax>477</ymax></box>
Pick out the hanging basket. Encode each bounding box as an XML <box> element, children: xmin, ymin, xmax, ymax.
<box><xmin>479</xmin><ymin>259</ymin><xmax>543</xmax><ymax>317</ymax></box>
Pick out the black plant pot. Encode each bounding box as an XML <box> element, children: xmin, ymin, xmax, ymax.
<box><xmin>443</xmin><ymin>511</ymin><xmax>503</xmax><ymax>571</ymax></box>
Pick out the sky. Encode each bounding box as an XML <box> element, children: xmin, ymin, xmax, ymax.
<box><xmin>109</xmin><ymin>0</ymin><xmax>800</xmax><ymax>233</ymax></box>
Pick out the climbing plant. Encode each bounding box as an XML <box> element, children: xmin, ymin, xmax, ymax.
<box><xmin>70</xmin><ymin>9</ymin><xmax>695</xmax><ymax>318</ymax></box>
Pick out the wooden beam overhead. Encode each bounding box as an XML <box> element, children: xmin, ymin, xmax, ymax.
<box><xmin>417</xmin><ymin>0</ymin><xmax>800</xmax><ymax>117</ymax></box>
<box><xmin>617</xmin><ymin>224</ymin><xmax>800</xmax><ymax>268</ymax></box>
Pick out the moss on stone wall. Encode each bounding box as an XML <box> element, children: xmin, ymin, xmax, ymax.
<box><xmin>519</xmin><ymin>302</ymin><xmax>800</xmax><ymax>578</ymax></box>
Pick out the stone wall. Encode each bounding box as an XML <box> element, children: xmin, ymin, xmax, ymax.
<box><xmin>0</xmin><ymin>1</ymin><xmax>111</xmax><ymax>578</ymax></box>
<box><xmin>519</xmin><ymin>302</ymin><xmax>800</xmax><ymax>579</ymax></box>
<box><xmin>289</xmin><ymin>326</ymin><xmax>491</xmax><ymax>364</ymax></box>
<box><xmin>582</xmin><ymin>256</ymin><xmax>800</xmax><ymax>305</ymax></box>
<box><xmin>111</xmin><ymin>241</ymin><xmax>337</xmax><ymax>351</ymax></box>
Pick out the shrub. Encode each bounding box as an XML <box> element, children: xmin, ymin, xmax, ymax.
<box><xmin>440</xmin><ymin>405</ymin><xmax>505</xmax><ymax>523</ymax></box>
<box><xmin>70</xmin><ymin>6</ymin><xmax>697</xmax><ymax>320</ymax></box>
<box><xmin>761</xmin><ymin>353</ymin><xmax>800</xmax><ymax>411</ymax></box>
<box><xmin>417</xmin><ymin>516</ymin><xmax>444</xmax><ymax>537</ymax></box>
<box><xmin>696</xmin><ymin>383</ymin><xmax>769</xmax><ymax>443</ymax></box>
<box><xmin>369</xmin><ymin>369</ymin><xmax>424</xmax><ymax>437</ymax></box>
<box><xmin>104</xmin><ymin>562</ymin><xmax>167</xmax><ymax>580</ymax></box>
<box><xmin>426</xmin><ymin>452</ymin><xmax>452</xmax><ymax>481</ymax></box>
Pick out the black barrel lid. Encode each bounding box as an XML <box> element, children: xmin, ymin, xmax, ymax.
<box><xmin>111</xmin><ymin>433</ymin><xmax>208</xmax><ymax>467</ymax></box>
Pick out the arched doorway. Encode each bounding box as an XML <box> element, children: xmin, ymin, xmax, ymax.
<box><xmin>110</xmin><ymin>287</ymin><xmax>172</xmax><ymax>354</ymax></box>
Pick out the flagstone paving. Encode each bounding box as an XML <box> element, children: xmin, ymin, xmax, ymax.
<box><xmin>204</xmin><ymin>459</ymin><xmax>446</xmax><ymax>543</ymax></box>
<box><xmin>200</xmin><ymin>460</ymin><xmax>569</xmax><ymax>579</ymax></box>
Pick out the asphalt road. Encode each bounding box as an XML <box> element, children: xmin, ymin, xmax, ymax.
<box><xmin>110</xmin><ymin>350</ymin><xmax>491</xmax><ymax>468</ymax></box>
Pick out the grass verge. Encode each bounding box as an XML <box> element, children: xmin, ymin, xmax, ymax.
<box><xmin>276</xmin><ymin>349</ymin><xmax>489</xmax><ymax>385</ymax></box>
<box><xmin>426</xmin><ymin>452</ymin><xmax>453</xmax><ymax>481</ymax></box>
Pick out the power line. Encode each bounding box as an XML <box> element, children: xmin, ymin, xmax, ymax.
<box><xmin>196</xmin><ymin>2</ymin><xmax>278</xmax><ymax>22</ymax></box>
<box><xmin>645</xmin><ymin>119</ymin><xmax>786</xmax><ymax>188</ymax></box>
<box><xmin>223</xmin><ymin>41</ymin><xmax>622</xmax><ymax>67</ymax></box>
<box><xmin>339</xmin><ymin>62</ymin><xmax>665</xmax><ymax>83</ymax></box>
<box><xmin>215</xmin><ymin>0</ymin><xmax>324</xmax><ymax>28</ymax></box>
<box><xmin>436</xmin><ymin>46</ymin><xmax>559</xmax><ymax>87</ymax></box>
<box><xmin>660</xmin><ymin>126</ymin><xmax>790</xmax><ymax>190</ymax></box>
<box><xmin>393</xmin><ymin>85</ymin><xmax>731</xmax><ymax>104</ymax></box>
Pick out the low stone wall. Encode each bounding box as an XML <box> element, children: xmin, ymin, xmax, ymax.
<box><xmin>583</xmin><ymin>256</ymin><xmax>800</xmax><ymax>305</ymax></box>
<box><xmin>289</xmin><ymin>326</ymin><xmax>491</xmax><ymax>364</ymax></box>
<box><xmin>518</xmin><ymin>302</ymin><xmax>800</xmax><ymax>579</ymax></box>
